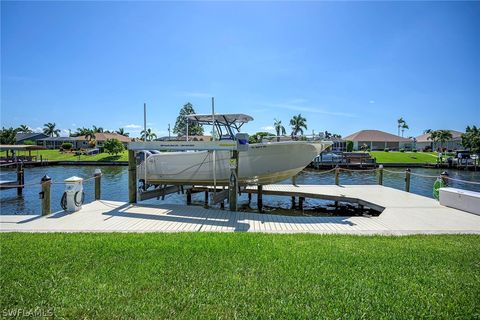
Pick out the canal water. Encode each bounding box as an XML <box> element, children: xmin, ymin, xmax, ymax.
<box><xmin>1</xmin><ymin>166</ymin><xmax>479</xmax><ymax>215</ymax></box>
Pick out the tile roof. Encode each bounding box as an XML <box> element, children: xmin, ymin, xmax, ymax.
<box><xmin>343</xmin><ymin>130</ymin><xmax>412</xmax><ymax>142</ymax></box>
<box><xmin>415</xmin><ymin>130</ymin><xmax>463</xmax><ymax>142</ymax></box>
<box><xmin>74</xmin><ymin>133</ymin><xmax>132</xmax><ymax>143</ymax></box>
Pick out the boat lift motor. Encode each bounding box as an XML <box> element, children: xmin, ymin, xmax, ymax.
<box><xmin>61</xmin><ymin>176</ymin><xmax>84</xmax><ymax>213</ymax></box>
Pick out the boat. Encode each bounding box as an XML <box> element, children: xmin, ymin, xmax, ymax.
<box><xmin>137</xmin><ymin>114</ymin><xmax>332</xmax><ymax>186</ymax></box>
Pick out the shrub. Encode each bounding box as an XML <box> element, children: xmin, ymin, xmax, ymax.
<box><xmin>384</xmin><ymin>148</ymin><xmax>390</xmax><ymax>152</ymax></box>
<box><xmin>400</xmin><ymin>148</ymin><xmax>405</xmax><ymax>152</ymax></box>
<box><xmin>104</xmin><ymin>138</ymin><xmax>125</xmax><ymax>155</ymax></box>
<box><xmin>61</xmin><ymin>142</ymin><xmax>73</xmax><ymax>150</ymax></box>
<box><xmin>346</xmin><ymin>141</ymin><xmax>353</xmax><ymax>152</ymax></box>
<box><xmin>75</xmin><ymin>151</ymin><xmax>82</xmax><ymax>156</ymax></box>
<box><xmin>413</xmin><ymin>149</ymin><xmax>418</xmax><ymax>153</ymax></box>
<box><xmin>22</xmin><ymin>140</ymin><xmax>35</xmax><ymax>145</ymax></box>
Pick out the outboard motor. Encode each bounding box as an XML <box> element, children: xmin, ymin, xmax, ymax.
<box><xmin>61</xmin><ymin>176</ymin><xmax>84</xmax><ymax>212</ymax></box>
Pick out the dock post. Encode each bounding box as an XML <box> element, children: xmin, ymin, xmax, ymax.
<box><xmin>291</xmin><ymin>196</ymin><xmax>296</xmax><ymax>209</ymax></box>
<box><xmin>94</xmin><ymin>168</ymin><xmax>101</xmax><ymax>200</ymax></box>
<box><xmin>405</xmin><ymin>168</ymin><xmax>411</xmax><ymax>192</ymax></box>
<box><xmin>335</xmin><ymin>165</ymin><xmax>340</xmax><ymax>185</ymax></box>
<box><xmin>378</xmin><ymin>164</ymin><xmax>383</xmax><ymax>185</ymax></box>
<box><xmin>186</xmin><ymin>189</ymin><xmax>192</xmax><ymax>205</ymax></box>
<box><xmin>204</xmin><ymin>191</ymin><xmax>209</xmax><ymax>208</ymax></box>
<box><xmin>128</xmin><ymin>150</ymin><xmax>137</xmax><ymax>203</ymax></box>
<box><xmin>40</xmin><ymin>175</ymin><xmax>51</xmax><ymax>216</ymax></box>
<box><xmin>257</xmin><ymin>185</ymin><xmax>263</xmax><ymax>213</ymax></box>
<box><xmin>248</xmin><ymin>192</ymin><xmax>252</xmax><ymax>205</ymax></box>
<box><xmin>299</xmin><ymin>197</ymin><xmax>304</xmax><ymax>211</ymax></box>
<box><xmin>292</xmin><ymin>175</ymin><xmax>297</xmax><ymax>186</ymax></box>
<box><xmin>16</xmin><ymin>161</ymin><xmax>24</xmax><ymax>196</ymax></box>
<box><xmin>228</xmin><ymin>150</ymin><xmax>239</xmax><ymax>211</ymax></box>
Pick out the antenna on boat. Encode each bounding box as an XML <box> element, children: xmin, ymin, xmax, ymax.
<box><xmin>212</xmin><ymin>97</ymin><xmax>217</xmax><ymax>196</ymax></box>
<box><xmin>143</xmin><ymin>102</ymin><xmax>147</xmax><ymax>142</ymax></box>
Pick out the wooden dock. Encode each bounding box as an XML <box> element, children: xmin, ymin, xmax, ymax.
<box><xmin>1</xmin><ymin>185</ymin><xmax>480</xmax><ymax>235</ymax></box>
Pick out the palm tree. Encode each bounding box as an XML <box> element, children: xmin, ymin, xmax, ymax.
<box><xmin>92</xmin><ymin>125</ymin><xmax>104</xmax><ymax>133</ymax></box>
<box><xmin>397</xmin><ymin>117</ymin><xmax>405</xmax><ymax>136</ymax></box>
<box><xmin>43</xmin><ymin>122</ymin><xmax>60</xmax><ymax>137</ymax></box>
<box><xmin>116</xmin><ymin>128</ymin><xmax>129</xmax><ymax>137</ymax></box>
<box><xmin>401</xmin><ymin>123</ymin><xmax>409</xmax><ymax>137</ymax></box>
<box><xmin>84</xmin><ymin>129</ymin><xmax>96</xmax><ymax>142</ymax></box>
<box><xmin>72</xmin><ymin>127</ymin><xmax>90</xmax><ymax>137</ymax></box>
<box><xmin>436</xmin><ymin>130</ymin><xmax>452</xmax><ymax>150</ymax></box>
<box><xmin>17</xmin><ymin>124</ymin><xmax>32</xmax><ymax>133</ymax></box>
<box><xmin>141</xmin><ymin>128</ymin><xmax>157</xmax><ymax>141</ymax></box>
<box><xmin>290</xmin><ymin>114</ymin><xmax>307</xmax><ymax>139</ymax></box>
<box><xmin>423</xmin><ymin>129</ymin><xmax>432</xmax><ymax>134</ymax></box>
<box><xmin>274</xmin><ymin>118</ymin><xmax>286</xmax><ymax>142</ymax></box>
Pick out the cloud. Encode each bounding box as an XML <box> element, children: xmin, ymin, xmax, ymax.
<box><xmin>124</xmin><ymin>124</ymin><xmax>142</xmax><ymax>129</ymax></box>
<box><xmin>33</xmin><ymin>127</ymin><xmax>43</xmax><ymax>133</ymax></box>
<box><xmin>260</xmin><ymin>126</ymin><xmax>275</xmax><ymax>131</ymax></box>
<box><xmin>264</xmin><ymin>102</ymin><xmax>357</xmax><ymax>118</ymax></box>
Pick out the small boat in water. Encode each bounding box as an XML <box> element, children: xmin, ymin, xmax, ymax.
<box><xmin>137</xmin><ymin>114</ymin><xmax>332</xmax><ymax>186</ymax></box>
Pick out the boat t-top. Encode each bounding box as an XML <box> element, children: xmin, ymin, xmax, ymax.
<box><xmin>136</xmin><ymin>113</ymin><xmax>332</xmax><ymax>186</ymax></box>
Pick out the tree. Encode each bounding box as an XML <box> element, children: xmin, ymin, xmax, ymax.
<box><xmin>17</xmin><ymin>125</ymin><xmax>32</xmax><ymax>133</ymax></box>
<box><xmin>116</xmin><ymin>128</ymin><xmax>129</xmax><ymax>137</ymax></box>
<box><xmin>173</xmin><ymin>103</ymin><xmax>204</xmax><ymax>136</ymax></box>
<box><xmin>290</xmin><ymin>114</ymin><xmax>307</xmax><ymax>138</ymax></box>
<box><xmin>397</xmin><ymin>117</ymin><xmax>405</xmax><ymax>136</ymax></box>
<box><xmin>72</xmin><ymin>127</ymin><xmax>90</xmax><ymax>137</ymax></box>
<box><xmin>141</xmin><ymin>128</ymin><xmax>157</xmax><ymax>141</ymax></box>
<box><xmin>401</xmin><ymin>123</ymin><xmax>409</xmax><ymax>137</ymax></box>
<box><xmin>104</xmin><ymin>138</ymin><xmax>125</xmax><ymax>155</ymax></box>
<box><xmin>461</xmin><ymin>125</ymin><xmax>480</xmax><ymax>154</ymax></box>
<box><xmin>84</xmin><ymin>129</ymin><xmax>96</xmax><ymax>143</ymax></box>
<box><xmin>249</xmin><ymin>132</ymin><xmax>275</xmax><ymax>144</ymax></box>
<box><xmin>436</xmin><ymin>130</ymin><xmax>452</xmax><ymax>149</ymax></box>
<box><xmin>0</xmin><ymin>127</ymin><xmax>19</xmax><ymax>144</ymax></box>
<box><xmin>43</xmin><ymin>122</ymin><xmax>60</xmax><ymax>137</ymax></box>
<box><xmin>92</xmin><ymin>125</ymin><xmax>104</xmax><ymax>133</ymax></box>
<box><xmin>346</xmin><ymin>141</ymin><xmax>354</xmax><ymax>152</ymax></box>
<box><xmin>423</xmin><ymin>129</ymin><xmax>432</xmax><ymax>134</ymax></box>
<box><xmin>274</xmin><ymin>118</ymin><xmax>286</xmax><ymax>142</ymax></box>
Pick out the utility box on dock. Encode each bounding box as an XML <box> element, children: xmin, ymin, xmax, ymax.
<box><xmin>64</xmin><ymin>176</ymin><xmax>84</xmax><ymax>212</ymax></box>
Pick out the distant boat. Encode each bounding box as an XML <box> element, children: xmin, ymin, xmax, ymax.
<box><xmin>137</xmin><ymin>114</ymin><xmax>332</xmax><ymax>186</ymax></box>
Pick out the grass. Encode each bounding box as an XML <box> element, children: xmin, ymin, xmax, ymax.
<box><xmin>0</xmin><ymin>150</ymin><xmax>128</xmax><ymax>162</ymax></box>
<box><xmin>370</xmin><ymin>151</ymin><xmax>439</xmax><ymax>164</ymax></box>
<box><xmin>1</xmin><ymin>233</ymin><xmax>479</xmax><ymax>319</ymax></box>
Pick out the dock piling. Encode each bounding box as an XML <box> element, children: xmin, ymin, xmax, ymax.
<box><xmin>405</xmin><ymin>168</ymin><xmax>411</xmax><ymax>192</ymax></box>
<box><xmin>378</xmin><ymin>165</ymin><xmax>383</xmax><ymax>185</ymax></box>
<box><xmin>257</xmin><ymin>185</ymin><xmax>263</xmax><ymax>213</ymax></box>
<box><xmin>94</xmin><ymin>168</ymin><xmax>101</xmax><ymax>200</ymax></box>
<box><xmin>299</xmin><ymin>197</ymin><xmax>305</xmax><ymax>211</ymax></box>
<box><xmin>335</xmin><ymin>166</ymin><xmax>340</xmax><ymax>185</ymax></box>
<box><xmin>228</xmin><ymin>150</ymin><xmax>239</xmax><ymax>211</ymax></box>
<box><xmin>40</xmin><ymin>175</ymin><xmax>51</xmax><ymax>216</ymax></box>
<box><xmin>291</xmin><ymin>196</ymin><xmax>296</xmax><ymax>209</ymax></box>
<box><xmin>16</xmin><ymin>161</ymin><xmax>24</xmax><ymax>196</ymax></box>
<box><xmin>128</xmin><ymin>150</ymin><xmax>137</xmax><ymax>203</ymax></box>
<box><xmin>204</xmin><ymin>191</ymin><xmax>209</xmax><ymax>208</ymax></box>
<box><xmin>186</xmin><ymin>189</ymin><xmax>192</xmax><ymax>205</ymax></box>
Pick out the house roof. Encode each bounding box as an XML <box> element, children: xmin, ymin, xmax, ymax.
<box><xmin>15</xmin><ymin>132</ymin><xmax>48</xmax><ymax>142</ymax></box>
<box><xmin>343</xmin><ymin>130</ymin><xmax>412</xmax><ymax>142</ymax></box>
<box><xmin>75</xmin><ymin>133</ymin><xmax>131</xmax><ymax>143</ymax></box>
<box><xmin>415</xmin><ymin>130</ymin><xmax>463</xmax><ymax>142</ymax></box>
<box><xmin>37</xmin><ymin>136</ymin><xmax>76</xmax><ymax>141</ymax></box>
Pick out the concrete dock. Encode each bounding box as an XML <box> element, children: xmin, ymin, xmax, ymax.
<box><xmin>1</xmin><ymin>185</ymin><xmax>480</xmax><ymax>235</ymax></box>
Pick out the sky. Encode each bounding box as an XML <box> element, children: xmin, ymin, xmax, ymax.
<box><xmin>1</xmin><ymin>1</ymin><xmax>479</xmax><ymax>138</ymax></box>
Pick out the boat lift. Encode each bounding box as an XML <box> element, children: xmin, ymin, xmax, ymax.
<box><xmin>127</xmin><ymin>135</ymin><xmax>249</xmax><ymax>211</ymax></box>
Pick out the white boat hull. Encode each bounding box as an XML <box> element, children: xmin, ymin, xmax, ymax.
<box><xmin>138</xmin><ymin>141</ymin><xmax>331</xmax><ymax>186</ymax></box>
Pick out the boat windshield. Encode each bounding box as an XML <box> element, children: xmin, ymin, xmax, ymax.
<box><xmin>185</xmin><ymin>113</ymin><xmax>253</xmax><ymax>140</ymax></box>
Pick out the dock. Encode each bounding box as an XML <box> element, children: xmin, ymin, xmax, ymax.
<box><xmin>1</xmin><ymin>185</ymin><xmax>479</xmax><ymax>235</ymax></box>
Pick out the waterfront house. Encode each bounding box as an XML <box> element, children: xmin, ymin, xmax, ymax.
<box><xmin>15</xmin><ymin>132</ymin><xmax>48</xmax><ymax>144</ymax></box>
<box><xmin>343</xmin><ymin>130</ymin><xmax>412</xmax><ymax>151</ymax></box>
<box><xmin>73</xmin><ymin>133</ymin><xmax>132</xmax><ymax>149</ymax></box>
<box><xmin>37</xmin><ymin>136</ymin><xmax>78</xmax><ymax>149</ymax></box>
<box><xmin>415</xmin><ymin>130</ymin><xmax>463</xmax><ymax>151</ymax></box>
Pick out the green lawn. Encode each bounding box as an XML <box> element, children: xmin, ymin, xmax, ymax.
<box><xmin>1</xmin><ymin>233</ymin><xmax>479</xmax><ymax>318</ymax></box>
<box><xmin>370</xmin><ymin>151</ymin><xmax>439</xmax><ymax>164</ymax></box>
<box><xmin>0</xmin><ymin>150</ymin><xmax>128</xmax><ymax>162</ymax></box>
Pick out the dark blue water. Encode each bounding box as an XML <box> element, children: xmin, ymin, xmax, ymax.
<box><xmin>1</xmin><ymin>166</ymin><xmax>479</xmax><ymax>215</ymax></box>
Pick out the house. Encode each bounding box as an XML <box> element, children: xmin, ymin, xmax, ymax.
<box><xmin>415</xmin><ymin>130</ymin><xmax>464</xmax><ymax>151</ymax></box>
<box><xmin>343</xmin><ymin>130</ymin><xmax>412</xmax><ymax>151</ymax></box>
<box><xmin>74</xmin><ymin>133</ymin><xmax>132</xmax><ymax>149</ymax></box>
<box><xmin>15</xmin><ymin>132</ymin><xmax>48</xmax><ymax>144</ymax></box>
<box><xmin>37</xmin><ymin>136</ymin><xmax>78</xmax><ymax>149</ymax></box>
